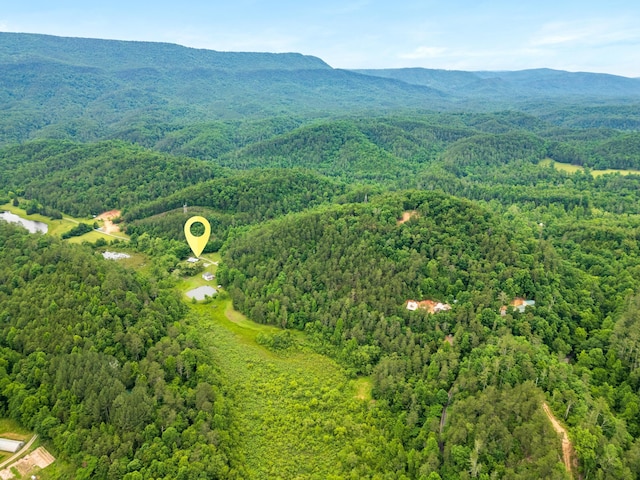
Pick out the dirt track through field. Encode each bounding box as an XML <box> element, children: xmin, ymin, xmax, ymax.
<box><xmin>543</xmin><ymin>402</ymin><xmax>576</xmax><ymax>476</ymax></box>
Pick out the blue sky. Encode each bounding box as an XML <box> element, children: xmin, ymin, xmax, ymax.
<box><xmin>2</xmin><ymin>1</ymin><xmax>639</xmax><ymax>77</ymax></box>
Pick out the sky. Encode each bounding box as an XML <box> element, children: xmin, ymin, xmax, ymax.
<box><xmin>2</xmin><ymin>1</ymin><xmax>640</xmax><ymax>77</ymax></box>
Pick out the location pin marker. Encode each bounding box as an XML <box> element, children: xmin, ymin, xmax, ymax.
<box><xmin>184</xmin><ymin>216</ymin><xmax>211</xmax><ymax>258</ymax></box>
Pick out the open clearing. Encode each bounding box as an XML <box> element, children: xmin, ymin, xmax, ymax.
<box><xmin>0</xmin><ymin>203</ymin><xmax>128</xmax><ymax>242</ymax></box>
<box><xmin>96</xmin><ymin>209</ymin><xmax>122</xmax><ymax>234</ymax></box>
<box><xmin>0</xmin><ymin>445</ymin><xmax>55</xmax><ymax>480</ymax></box>
<box><xmin>191</xmin><ymin>298</ymin><xmax>382</xmax><ymax>479</ymax></box>
<box><xmin>398</xmin><ymin>210</ymin><xmax>418</xmax><ymax>224</ymax></box>
<box><xmin>541</xmin><ymin>158</ymin><xmax>640</xmax><ymax>177</ymax></box>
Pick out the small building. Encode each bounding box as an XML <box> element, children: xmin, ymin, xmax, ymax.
<box><xmin>0</xmin><ymin>437</ymin><xmax>24</xmax><ymax>453</ymax></box>
<box><xmin>187</xmin><ymin>257</ymin><xmax>199</xmax><ymax>263</ymax></box>
<box><xmin>501</xmin><ymin>297</ymin><xmax>535</xmax><ymax>315</ymax></box>
<box><xmin>406</xmin><ymin>300</ymin><xmax>419</xmax><ymax>311</ymax></box>
<box><xmin>202</xmin><ymin>272</ymin><xmax>215</xmax><ymax>281</ymax></box>
<box><xmin>433</xmin><ymin>302</ymin><xmax>452</xmax><ymax>313</ymax></box>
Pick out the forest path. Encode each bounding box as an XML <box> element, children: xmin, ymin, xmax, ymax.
<box><xmin>192</xmin><ymin>300</ymin><xmax>379</xmax><ymax>479</ymax></box>
<box><xmin>542</xmin><ymin>402</ymin><xmax>576</xmax><ymax>477</ymax></box>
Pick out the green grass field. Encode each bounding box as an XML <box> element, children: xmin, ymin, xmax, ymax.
<box><xmin>190</xmin><ymin>297</ymin><xmax>385</xmax><ymax>478</ymax></box>
<box><xmin>0</xmin><ymin>418</ymin><xmax>31</xmax><ymax>439</ymax></box>
<box><xmin>540</xmin><ymin>158</ymin><xmax>640</xmax><ymax>177</ymax></box>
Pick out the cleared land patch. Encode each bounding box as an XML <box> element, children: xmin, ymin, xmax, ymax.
<box><xmin>192</xmin><ymin>299</ymin><xmax>388</xmax><ymax>478</ymax></box>
<box><xmin>0</xmin><ymin>203</ymin><xmax>129</xmax><ymax>242</ymax></box>
<box><xmin>0</xmin><ymin>446</ymin><xmax>55</xmax><ymax>480</ymax></box>
<box><xmin>541</xmin><ymin>158</ymin><xmax>640</xmax><ymax>177</ymax></box>
<box><xmin>397</xmin><ymin>210</ymin><xmax>418</xmax><ymax>224</ymax></box>
<box><xmin>96</xmin><ymin>209</ymin><xmax>122</xmax><ymax>234</ymax></box>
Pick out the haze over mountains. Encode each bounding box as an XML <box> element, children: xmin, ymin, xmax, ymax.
<box><xmin>2</xmin><ymin>32</ymin><xmax>640</xmax><ymax>145</ymax></box>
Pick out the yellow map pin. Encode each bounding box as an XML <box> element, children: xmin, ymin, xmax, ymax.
<box><xmin>184</xmin><ymin>216</ymin><xmax>211</xmax><ymax>258</ymax></box>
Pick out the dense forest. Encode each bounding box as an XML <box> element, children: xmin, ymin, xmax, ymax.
<box><xmin>3</xmin><ymin>32</ymin><xmax>640</xmax><ymax>479</ymax></box>
<box><xmin>0</xmin><ymin>223</ymin><xmax>244</xmax><ymax>478</ymax></box>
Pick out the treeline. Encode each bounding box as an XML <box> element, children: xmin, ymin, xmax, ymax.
<box><xmin>213</xmin><ymin>116</ymin><xmax>640</xmax><ymax>183</ymax></box>
<box><xmin>418</xmin><ymin>159</ymin><xmax>640</xmax><ymax>215</ymax></box>
<box><xmin>219</xmin><ymin>121</ymin><xmax>418</xmax><ymax>182</ymax></box>
<box><xmin>0</xmin><ymin>223</ymin><xmax>244</xmax><ymax>478</ymax></box>
<box><xmin>442</xmin><ymin>131</ymin><xmax>547</xmax><ymax>169</ymax></box>
<box><xmin>124</xmin><ymin>168</ymin><xmax>347</xmax><ymax>224</ymax></box>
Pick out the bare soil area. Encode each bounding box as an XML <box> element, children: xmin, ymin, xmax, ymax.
<box><xmin>97</xmin><ymin>209</ymin><xmax>122</xmax><ymax>234</ymax></box>
<box><xmin>397</xmin><ymin>210</ymin><xmax>418</xmax><ymax>224</ymax></box>
<box><xmin>0</xmin><ymin>446</ymin><xmax>55</xmax><ymax>479</ymax></box>
<box><xmin>543</xmin><ymin>402</ymin><xmax>576</xmax><ymax>476</ymax></box>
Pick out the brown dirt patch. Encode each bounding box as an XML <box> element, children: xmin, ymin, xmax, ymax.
<box><xmin>96</xmin><ymin>209</ymin><xmax>121</xmax><ymax>220</ymax></box>
<box><xmin>397</xmin><ymin>210</ymin><xmax>418</xmax><ymax>225</ymax></box>
<box><xmin>0</xmin><ymin>447</ymin><xmax>55</xmax><ymax>479</ymax></box>
<box><xmin>543</xmin><ymin>402</ymin><xmax>576</xmax><ymax>476</ymax></box>
<box><xmin>97</xmin><ymin>210</ymin><xmax>122</xmax><ymax>234</ymax></box>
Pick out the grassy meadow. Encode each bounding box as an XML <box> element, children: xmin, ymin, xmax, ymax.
<box><xmin>540</xmin><ymin>158</ymin><xmax>640</xmax><ymax>177</ymax></box>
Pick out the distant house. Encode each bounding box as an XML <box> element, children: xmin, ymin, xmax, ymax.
<box><xmin>406</xmin><ymin>300</ymin><xmax>419</xmax><ymax>311</ymax></box>
<box><xmin>0</xmin><ymin>437</ymin><xmax>24</xmax><ymax>453</ymax></box>
<box><xmin>202</xmin><ymin>272</ymin><xmax>215</xmax><ymax>281</ymax></box>
<box><xmin>406</xmin><ymin>299</ymin><xmax>452</xmax><ymax>314</ymax></box>
<box><xmin>187</xmin><ymin>257</ymin><xmax>199</xmax><ymax>263</ymax></box>
<box><xmin>500</xmin><ymin>297</ymin><xmax>535</xmax><ymax>315</ymax></box>
<box><xmin>433</xmin><ymin>302</ymin><xmax>452</xmax><ymax>313</ymax></box>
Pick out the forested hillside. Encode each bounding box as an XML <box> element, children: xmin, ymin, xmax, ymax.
<box><xmin>0</xmin><ymin>139</ymin><xmax>222</xmax><ymax>216</ymax></box>
<box><xmin>219</xmin><ymin>190</ymin><xmax>640</xmax><ymax>478</ymax></box>
<box><xmin>0</xmin><ymin>223</ymin><xmax>244</xmax><ymax>478</ymax></box>
<box><xmin>355</xmin><ymin>67</ymin><xmax>640</xmax><ymax>105</ymax></box>
<box><xmin>124</xmin><ymin>169</ymin><xmax>350</xmax><ymax>246</ymax></box>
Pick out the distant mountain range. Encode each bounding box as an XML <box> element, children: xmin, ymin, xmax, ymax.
<box><xmin>1</xmin><ymin>32</ymin><xmax>639</xmax><ymax>144</ymax></box>
<box><xmin>353</xmin><ymin>67</ymin><xmax>640</xmax><ymax>100</ymax></box>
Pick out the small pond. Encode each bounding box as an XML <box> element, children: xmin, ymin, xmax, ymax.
<box><xmin>185</xmin><ymin>286</ymin><xmax>218</xmax><ymax>301</ymax></box>
<box><xmin>0</xmin><ymin>211</ymin><xmax>48</xmax><ymax>233</ymax></box>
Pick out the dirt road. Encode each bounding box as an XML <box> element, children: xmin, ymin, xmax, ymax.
<box><xmin>543</xmin><ymin>402</ymin><xmax>575</xmax><ymax>476</ymax></box>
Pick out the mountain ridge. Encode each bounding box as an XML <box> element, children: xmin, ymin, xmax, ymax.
<box><xmin>354</xmin><ymin>66</ymin><xmax>640</xmax><ymax>99</ymax></box>
<box><xmin>0</xmin><ymin>31</ymin><xmax>332</xmax><ymax>72</ymax></box>
<box><xmin>2</xmin><ymin>32</ymin><xmax>640</xmax><ymax>145</ymax></box>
